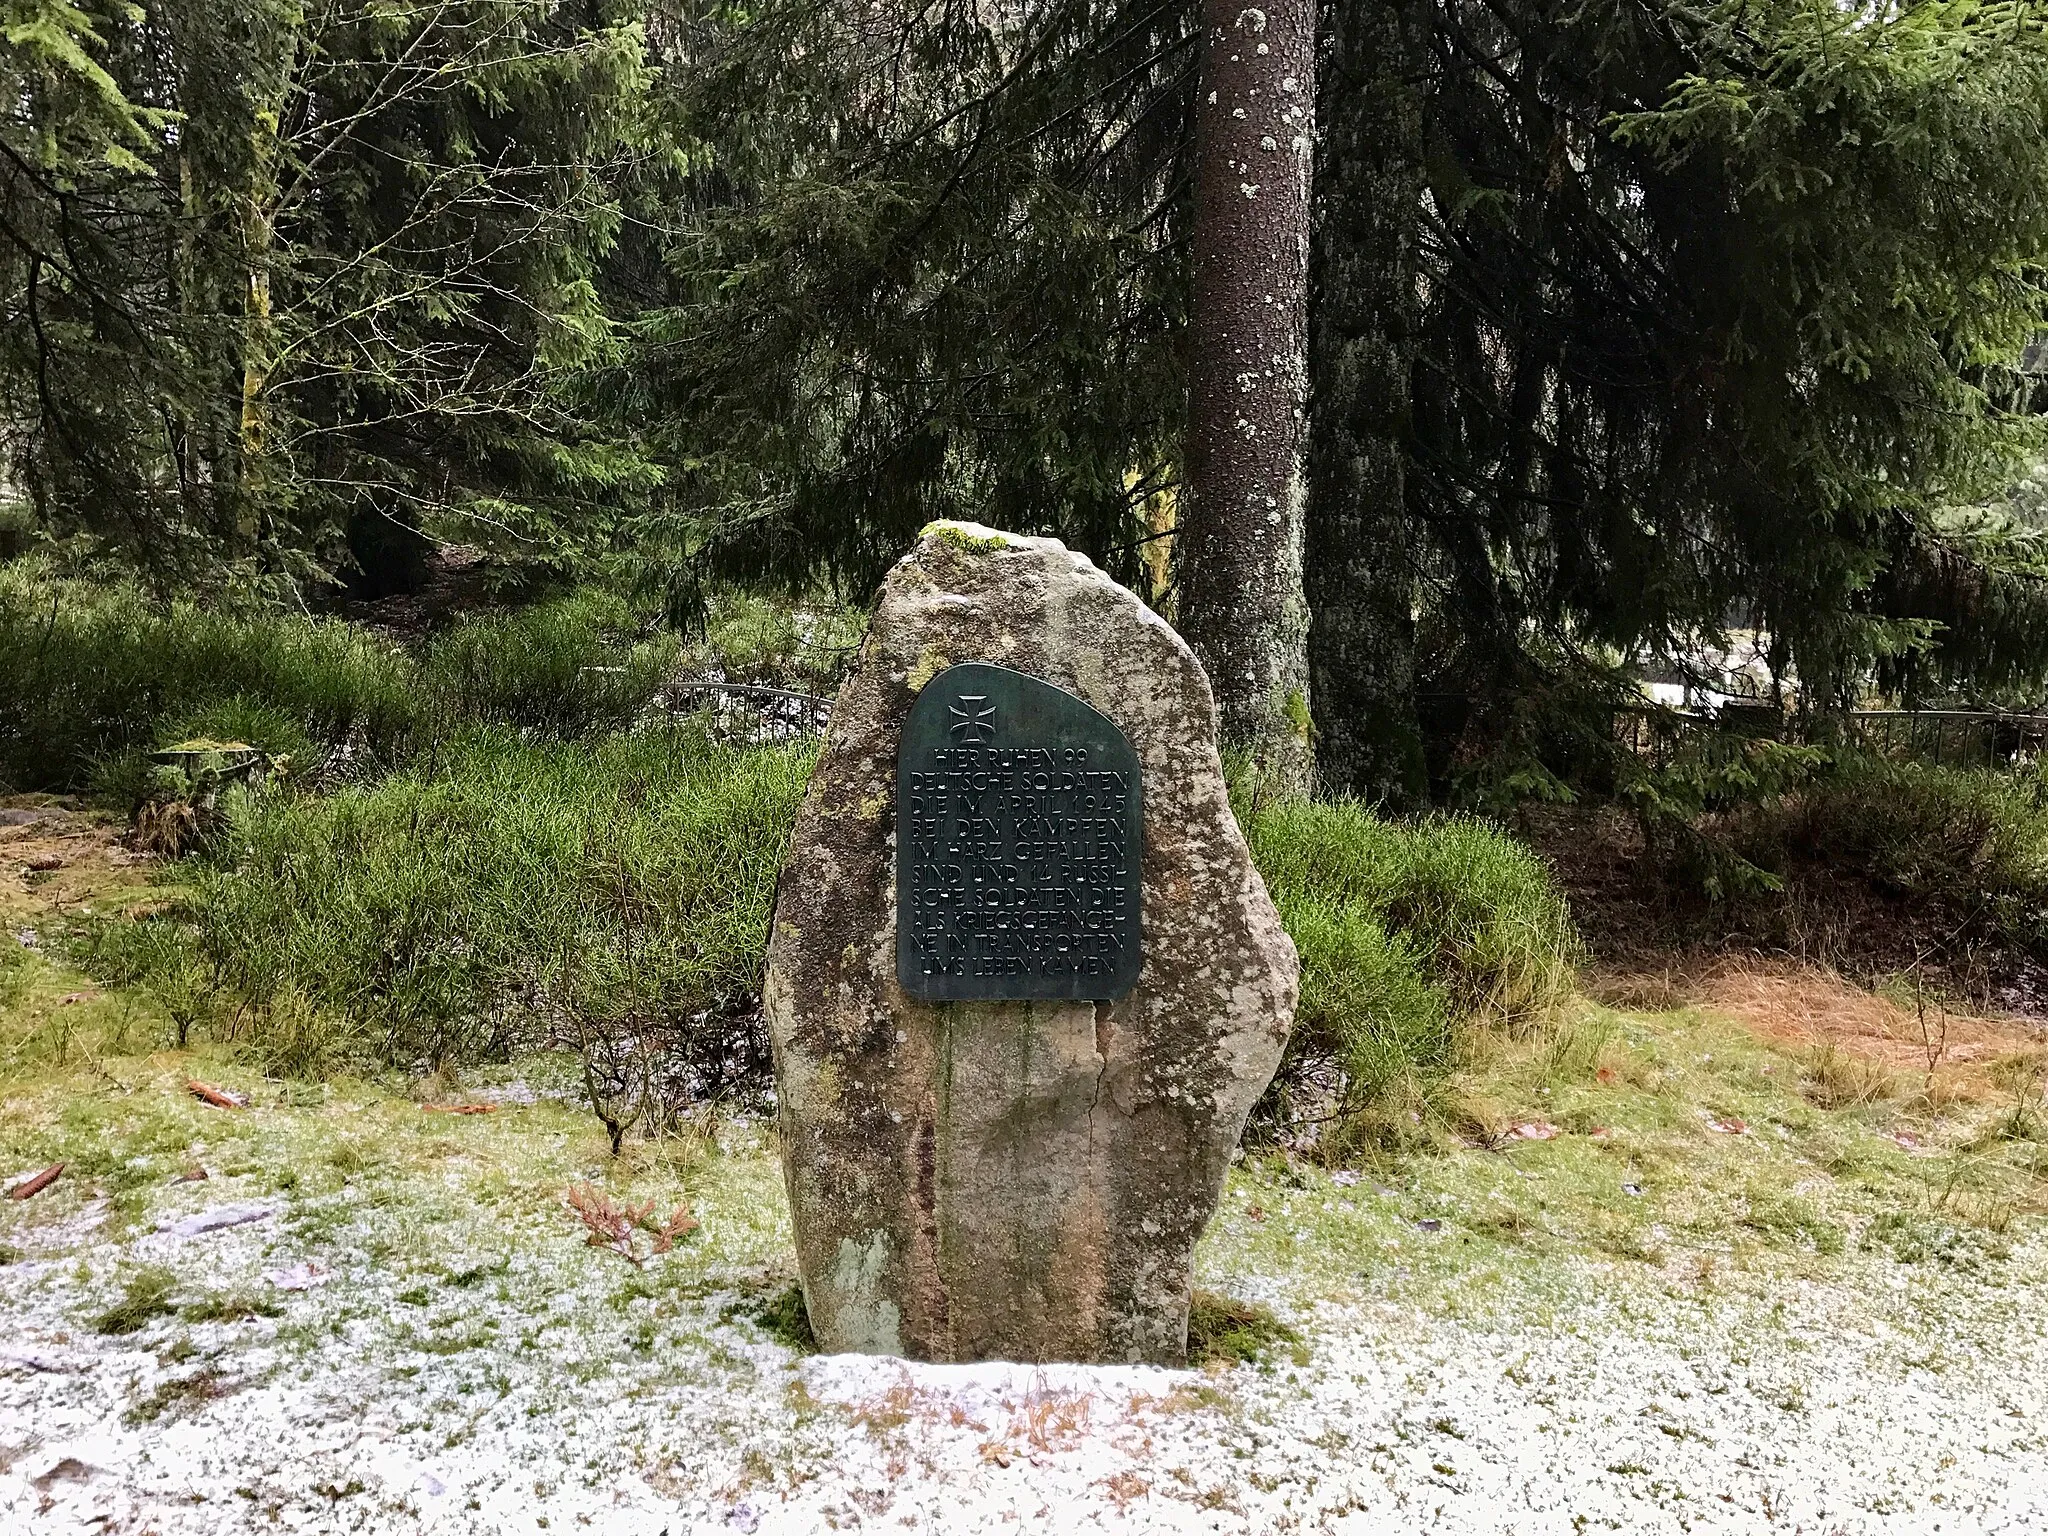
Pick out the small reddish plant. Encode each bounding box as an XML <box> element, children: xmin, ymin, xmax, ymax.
<box><xmin>566</xmin><ymin>1183</ymin><xmax>699</xmax><ymax>1266</ymax></box>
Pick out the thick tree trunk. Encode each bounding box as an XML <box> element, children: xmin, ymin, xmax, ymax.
<box><xmin>1176</xmin><ymin>0</ymin><xmax>1315</xmax><ymax>788</ymax></box>
<box><xmin>1307</xmin><ymin>0</ymin><xmax>1428</xmax><ymax>807</ymax></box>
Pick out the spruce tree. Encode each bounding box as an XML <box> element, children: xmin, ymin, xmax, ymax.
<box><xmin>614</xmin><ymin>0</ymin><xmax>1196</xmax><ymax>608</ymax></box>
<box><xmin>1175</xmin><ymin>0</ymin><xmax>1316</xmax><ymax>783</ymax></box>
<box><xmin>1305</xmin><ymin>0</ymin><xmax>1429</xmax><ymax>806</ymax></box>
<box><xmin>1310</xmin><ymin>0</ymin><xmax>2048</xmax><ymax>793</ymax></box>
<box><xmin>0</xmin><ymin>0</ymin><xmax>651</xmax><ymax>590</ymax></box>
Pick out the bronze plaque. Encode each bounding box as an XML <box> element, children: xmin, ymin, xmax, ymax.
<box><xmin>896</xmin><ymin>663</ymin><xmax>1143</xmax><ymax>1000</ymax></box>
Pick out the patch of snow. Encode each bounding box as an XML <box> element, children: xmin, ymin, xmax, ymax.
<box><xmin>6</xmin><ymin>1162</ymin><xmax>2048</xmax><ymax>1534</ymax></box>
<box><xmin>154</xmin><ymin>1203</ymin><xmax>275</xmax><ymax>1237</ymax></box>
<box><xmin>262</xmin><ymin>1261</ymin><xmax>331</xmax><ymax>1290</ymax></box>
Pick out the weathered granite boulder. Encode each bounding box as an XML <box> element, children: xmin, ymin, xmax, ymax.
<box><xmin>764</xmin><ymin>521</ymin><xmax>1299</xmax><ymax>1363</ymax></box>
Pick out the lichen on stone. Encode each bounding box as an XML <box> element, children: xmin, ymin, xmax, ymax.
<box><xmin>906</xmin><ymin>646</ymin><xmax>952</xmax><ymax>692</ymax></box>
<box><xmin>828</xmin><ymin>1232</ymin><xmax>903</xmax><ymax>1355</ymax></box>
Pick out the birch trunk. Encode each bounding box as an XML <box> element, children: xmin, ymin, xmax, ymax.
<box><xmin>1175</xmin><ymin>0</ymin><xmax>1315</xmax><ymax>789</ymax></box>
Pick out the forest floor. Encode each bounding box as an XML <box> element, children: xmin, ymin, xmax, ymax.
<box><xmin>6</xmin><ymin>804</ymin><xmax>2048</xmax><ymax>1535</ymax></box>
<box><xmin>1521</xmin><ymin>803</ymin><xmax>2048</xmax><ymax>1020</ymax></box>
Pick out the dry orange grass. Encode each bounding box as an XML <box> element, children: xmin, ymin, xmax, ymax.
<box><xmin>1595</xmin><ymin>957</ymin><xmax>2047</xmax><ymax>1103</ymax></box>
<box><xmin>0</xmin><ymin>804</ymin><xmax>151</xmax><ymax>922</ymax></box>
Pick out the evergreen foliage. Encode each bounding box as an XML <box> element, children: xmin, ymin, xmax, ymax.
<box><xmin>0</xmin><ymin>0</ymin><xmax>650</xmax><ymax>590</ymax></box>
<box><xmin>609</xmin><ymin>0</ymin><xmax>1194</xmax><ymax>603</ymax></box>
<box><xmin>9</xmin><ymin>0</ymin><xmax>2048</xmax><ymax>757</ymax></box>
<box><xmin>1390</xmin><ymin>0</ymin><xmax>2048</xmax><ymax>762</ymax></box>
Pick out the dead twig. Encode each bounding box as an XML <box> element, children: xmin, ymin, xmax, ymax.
<box><xmin>565</xmin><ymin>1183</ymin><xmax>699</xmax><ymax>1266</ymax></box>
<box><xmin>6</xmin><ymin>1163</ymin><xmax>62</xmax><ymax>1200</ymax></box>
<box><xmin>186</xmin><ymin>1079</ymin><xmax>248</xmax><ymax>1110</ymax></box>
<box><xmin>650</xmin><ymin>1205</ymin><xmax>700</xmax><ymax>1255</ymax></box>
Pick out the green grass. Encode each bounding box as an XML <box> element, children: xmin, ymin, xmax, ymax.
<box><xmin>415</xmin><ymin>590</ymin><xmax>681</xmax><ymax>739</ymax></box>
<box><xmin>54</xmin><ymin>704</ymin><xmax>1577</xmax><ymax>1141</ymax></box>
<box><xmin>1186</xmin><ymin>1289</ymin><xmax>1304</xmax><ymax>1367</ymax></box>
<box><xmin>11</xmin><ymin>567</ymin><xmax>1569</xmax><ymax>1135</ymax></box>
<box><xmin>124</xmin><ymin>1366</ymin><xmax>231</xmax><ymax>1425</ymax></box>
<box><xmin>1241</xmin><ymin>793</ymin><xmax>1580</xmax><ymax>1151</ymax></box>
<box><xmin>0</xmin><ymin>569</ymin><xmax>694</xmax><ymax>795</ymax></box>
<box><xmin>1199</xmin><ymin>991</ymin><xmax>2048</xmax><ymax>1318</ymax></box>
<box><xmin>675</xmin><ymin>590</ymin><xmax>865</xmax><ymax>696</ymax></box>
<box><xmin>13</xmin><ymin>573</ymin><xmax>1575</xmax><ymax>1134</ymax></box>
<box><xmin>0</xmin><ymin>565</ymin><xmax>426</xmax><ymax>794</ymax></box>
<box><xmin>94</xmin><ymin>1266</ymin><xmax>181</xmax><ymax>1334</ymax></box>
<box><xmin>70</xmin><ymin>746</ymin><xmax>1568</xmax><ymax>1133</ymax></box>
<box><xmin>181</xmin><ymin>1291</ymin><xmax>283</xmax><ymax>1323</ymax></box>
<box><xmin>736</xmin><ymin>1284</ymin><xmax>818</xmax><ymax>1352</ymax></box>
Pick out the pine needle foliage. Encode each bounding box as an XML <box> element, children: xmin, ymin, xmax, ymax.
<box><xmin>608</xmin><ymin>0</ymin><xmax>1196</xmax><ymax>600</ymax></box>
<box><xmin>1401</xmin><ymin>0</ymin><xmax>2048</xmax><ymax>723</ymax></box>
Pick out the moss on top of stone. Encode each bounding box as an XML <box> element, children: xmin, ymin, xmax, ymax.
<box><xmin>920</xmin><ymin>521</ymin><xmax>1018</xmax><ymax>556</ymax></box>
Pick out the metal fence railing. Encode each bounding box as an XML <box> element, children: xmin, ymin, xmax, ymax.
<box><xmin>1841</xmin><ymin>710</ymin><xmax>2048</xmax><ymax>769</ymax></box>
<box><xmin>1614</xmin><ymin>705</ymin><xmax>2048</xmax><ymax>771</ymax></box>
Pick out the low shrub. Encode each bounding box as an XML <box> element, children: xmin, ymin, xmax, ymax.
<box><xmin>80</xmin><ymin>726</ymin><xmax>814</xmax><ymax>1075</ymax></box>
<box><xmin>0</xmin><ymin>566</ymin><xmax>425</xmax><ymax>791</ymax></box>
<box><xmin>1241</xmin><ymin>793</ymin><xmax>1579</xmax><ymax>1150</ymax></box>
<box><xmin>2</xmin><ymin>573</ymin><xmax>694</xmax><ymax>793</ymax></box>
<box><xmin>678</xmin><ymin>590</ymin><xmax>866</xmax><ymax>695</ymax></box>
<box><xmin>1275</xmin><ymin>897</ymin><xmax>1453</xmax><ymax>1135</ymax></box>
<box><xmin>1247</xmin><ymin>798</ymin><xmax>1578</xmax><ymax>1024</ymax></box>
<box><xmin>417</xmin><ymin>590</ymin><xmax>679</xmax><ymax>739</ymax></box>
<box><xmin>1756</xmin><ymin>756</ymin><xmax>2048</xmax><ymax>948</ymax></box>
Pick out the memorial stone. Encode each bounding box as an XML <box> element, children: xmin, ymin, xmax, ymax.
<box><xmin>764</xmin><ymin>521</ymin><xmax>1298</xmax><ymax>1363</ymax></box>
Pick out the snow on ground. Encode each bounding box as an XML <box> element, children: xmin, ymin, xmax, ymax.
<box><xmin>3</xmin><ymin>1129</ymin><xmax>2045</xmax><ymax>1536</ymax></box>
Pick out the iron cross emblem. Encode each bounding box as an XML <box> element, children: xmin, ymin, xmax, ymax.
<box><xmin>948</xmin><ymin>695</ymin><xmax>997</xmax><ymax>742</ymax></box>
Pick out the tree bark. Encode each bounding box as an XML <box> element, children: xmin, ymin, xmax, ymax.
<box><xmin>1176</xmin><ymin>0</ymin><xmax>1315</xmax><ymax>788</ymax></box>
<box><xmin>1306</xmin><ymin>0</ymin><xmax>1428</xmax><ymax>807</ymax></box>
<box><xmin>236</xmin><ymin>19</ymin><xmax>300</xmax><ymax>543</ymax></box>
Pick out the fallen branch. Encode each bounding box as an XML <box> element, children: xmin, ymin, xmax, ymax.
<box><xmin>421</xmin><ymin>1103</ymin><xmax>497</xmax><ymax>1115</ymax></box>
<box><xmin>6</xmin><ymin>1163</ymin><xmax>62</xmax><ymax>1201</ymax></box>
<box><xmin>187</xmin><ymin>1080</ymin><xmax>248</xmax><ymax>1110</ymax></box>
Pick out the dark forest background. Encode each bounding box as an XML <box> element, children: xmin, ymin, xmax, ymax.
<box><xmin>10</xmin><ymin>0</ymin><xmax>2048</xmax><ymax>805</ymax></box>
